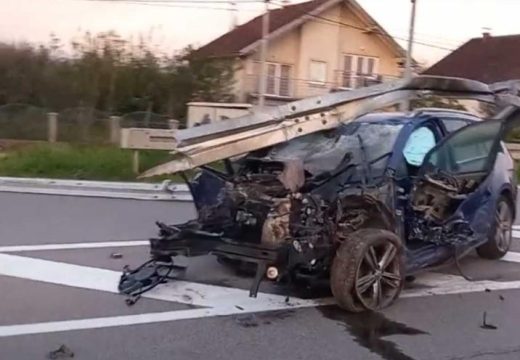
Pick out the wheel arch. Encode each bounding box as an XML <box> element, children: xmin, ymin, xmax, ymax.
<box><xmin>499</xmin><ymin>187</ymin><xmax>516</xmax><ymax>220</ymax></box>
<box><xmin>336</xmin><ymin>194</ymin><xmax>396</xmax><ymax>232</ymax></box>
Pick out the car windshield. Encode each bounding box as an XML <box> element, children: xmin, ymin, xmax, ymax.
<box><xmin>260</xmin><ymin>121</ymin><xmax>404</xmax><ymax>176</ymax></box>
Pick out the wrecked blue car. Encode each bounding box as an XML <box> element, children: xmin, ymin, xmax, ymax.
<box><xmin>119</xmin><ymin>76</ymin><xmax>520</xmax><ymax>312</ymax></box>
<box><xmin>120</xmin><ymin>108</ymin><xmax>517</xmax><ymax>312</ymax></box>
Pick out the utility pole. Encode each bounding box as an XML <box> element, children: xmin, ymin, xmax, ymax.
<box><xmin>402</xmin><ymin>0</ymin><xmax>417</xmax><ymax>111</ymax></box>
<box><xmin>258</xmin><ymin>0</ymin><xmax>270</xmax><ymax>108</ymax></box>
<box><xmin>229</xmin><ymin>1</ymin><xmax>238</xmax><ymax>30</ymax></box>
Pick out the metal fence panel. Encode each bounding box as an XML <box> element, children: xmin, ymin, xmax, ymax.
<box><xmin>0</xmin><ymin>104</ymin><xmax>47</xmax><ymax>141</ymax></box>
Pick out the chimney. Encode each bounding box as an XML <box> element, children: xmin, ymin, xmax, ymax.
<box><xmin>482</xmin><ymin>27</ymin><xmax>492</xmax><ymax>40</ymax></box>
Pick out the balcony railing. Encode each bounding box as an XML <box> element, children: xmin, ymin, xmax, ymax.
<box><xmin>243</xmin><ymin>72</ymin><xmax>400</xmax><ymax>102</ymax></box>
<box><xmin>245</xmin><ymin>74</ymin><xmax>295</xmax><ymax>98</ymax></box>
<box><xmin>333</xmin><ymin>71</ymin><xmax>400</xmax><ymax>90</ymax></box>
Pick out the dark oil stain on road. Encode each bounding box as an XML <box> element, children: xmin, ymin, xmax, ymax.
<box><xmin>319</xmin><ymin>305</ymin><xmax>428</xmax><ymax>360</ymax></box>
<box><xmin>234</xmin><ymin>309</ymin><xmax>296</xmax><ymax>328</ymax></box>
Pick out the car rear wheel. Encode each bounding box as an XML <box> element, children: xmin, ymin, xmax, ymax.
<box><xmin>476</xmin><ymin>196</ymin><xmax>513</xmax><ymax>260</ymax></box>
<box><xmin>330</xmin><ymin>228</ymin><xmax>404</xmax><ymax>312</ymax></box>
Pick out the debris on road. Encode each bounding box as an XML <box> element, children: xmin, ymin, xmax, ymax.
<box><xmin>481</xmin><ymin>311</ymin><xmax>498</xmax><ymax>330</ymax></box>
<box><xmin>110</xmin><ymin>252</ymin><xmax>123</xmax><ymax>259</ymax></box>
<box><xmin>47</xmin><ymin>345</ymin><xmax>74</xmax><ymax>359</ymax></box>
<box><xmin>125</xmin><ymin>295</ymin><xmax>141</xmax><ymax>306</ymax></box>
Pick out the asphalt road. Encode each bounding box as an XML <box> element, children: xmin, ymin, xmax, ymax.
<box><xmin>2</xmin><ymin>192</ymin><xmax>520</xmax><ymax>360</ymax></box>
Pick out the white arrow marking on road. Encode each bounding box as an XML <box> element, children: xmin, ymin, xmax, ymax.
<box><xmin>0</xmin><ymin>253</ymin><xmax>331</xmax><ymax>309</ymax></box>
<box><xmin>2</xmin><ymin>268</ymin><xmax>520</xmax><ymax>338</ymax></box>
<box><xmin>2</xmin><ymin>251</ymin><xmax>520</xmax><ymax>337</ymax></box>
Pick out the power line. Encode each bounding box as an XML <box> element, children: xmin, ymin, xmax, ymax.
<box><xmin>90</xmin><ymin>0</ymin><xmax>262</xmax><ymax>3</ymax></box>
<box><xmin>309</xmin><ymin>12</ymin><xmax>456</xmax><ymax>51</ymax></box>
<box><xmin>85</xmin><ymin>0</ymin><xmax>263</xmax><ymax>11</ymax></box>
<box><xmin>269</xmin><ymin>0</ymin><xmax>456</xmax><ymax>52</ymax></box>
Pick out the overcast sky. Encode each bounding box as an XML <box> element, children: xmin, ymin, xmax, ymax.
<box><xmin>1</xmin><ymin>0</ymin><xmax>519</xmax><ymax>65</ymax></box>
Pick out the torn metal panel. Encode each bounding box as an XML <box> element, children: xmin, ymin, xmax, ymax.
<box><xmin>141</xmin><ymin>76</ymin><xmax>520</xmax><ymax>178</ymax></box>
<box><xmin>140</xmin><ymin>90</ymin><xmax>414</xmax><ymax>177</ymax></box>
<box><xmin>176</xmin><ymin>75</ymin><xmax>493</xmax><ymax>147</ymax></box>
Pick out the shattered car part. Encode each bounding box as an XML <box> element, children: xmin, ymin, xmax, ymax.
<box><xmin>118</xmin><ymin>259</ymin><xmax>186</xmax><ymax>300</ymax></box>
<box><xmin>47</xmin><ymin>345</ymin><xmax>74</xmax><ymax>359</ymax></box>
<box><xmin>121</xmin><ymin>76</ymin><xmax>520</xmax><ymax>312</ymax></box>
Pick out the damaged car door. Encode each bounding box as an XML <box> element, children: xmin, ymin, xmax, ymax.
<box><xmin>409</xmin><ymin>113</ymin><xmax>519</xmax><ymax>261</ymax></box>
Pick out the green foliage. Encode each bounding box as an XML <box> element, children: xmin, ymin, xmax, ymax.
<box><xmin>0</xmin><ymin>32</ymin><xmax>236</xmax><ymax>126</ymax></box>
<box><xmin>506</xmin><ymin>128</ymin><xmax>520</xmax><ymax>143</ymax></box>
<box><xmin>0</xmin><ymin>143</ymin><xmax>177</xmax><ymax>181</ymax></box>
<box><xmin>410</xmin><ymin>95</ymin><xmax>466</xmax><ymax>111</ymax></box>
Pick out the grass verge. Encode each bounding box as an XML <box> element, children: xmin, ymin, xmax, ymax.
<box><xmin>0</xmin><ymin>143</ymin><xmax>180</xmax><ymax>182</ymax></box>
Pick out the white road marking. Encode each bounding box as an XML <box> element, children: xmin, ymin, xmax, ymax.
<box><xmin>2</xmin><ymin>270</ymin><xmax>520</xmax><ymax>338</ymax></box>
<box><xmin>0</xmin><ymin>225</ymin><xmax>517</xmax><ymax>253</ymax></box>
<box><xmin>402</xmin><ymin>272</ymin><xmax>520</xmax><ymax>297</ymax></box>
<box><xmin>3</xmin><ymin>241</ymin><xmax>520</xmax><ymax>338</ymax></box>
<box><xmin>0</xmin><ymin>298</ymin><xmax>336</xmax><ymax>338</ymax></box>
<box><xmin>0</xmin><ymin>240</ymin><xmax>148</xmax><ymax>253</ymax></box>
<box><xmin>501</xmin><ymin>251</ymin><xmax>520</xmax><ymax>263</ymax></box>
<box><xmin>0</xmin><ymin>253</ymin><xmax>328</xmax><ymax>309</ymax></box>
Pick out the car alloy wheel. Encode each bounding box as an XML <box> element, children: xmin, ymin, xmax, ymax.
<box><xmin>354</xmin><ymin>242</ymin><xmax>402</xmax><ymax>310</ymax></box>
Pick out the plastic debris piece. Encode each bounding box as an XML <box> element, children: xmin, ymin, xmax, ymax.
<box><xmin>480</xmin><ymin>311</ymin><xmax>498</xmax><ymax>330</ymax></box>
<box><xmin>47</xmin><ymin>345</ymin><xmax>74</xmax><ymax>359</ymax></box>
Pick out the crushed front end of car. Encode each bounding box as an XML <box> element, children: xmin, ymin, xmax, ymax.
<box><xmin>119</xmin><ymin>124</ymin><xmax>399</xmax><ymax>299</ymax></box>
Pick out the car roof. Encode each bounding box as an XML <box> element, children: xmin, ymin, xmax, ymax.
<box><xmin>354</xmin><ymin>108</ymin><xmax>482</xmax><ymax>125</ymax></box>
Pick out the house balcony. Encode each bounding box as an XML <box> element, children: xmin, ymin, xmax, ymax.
<box><xmin>333</xmin><ymin>71</ymin><xmax>400</xmax><ymax>90</ymax></box>
<box><xmin>242</xmin><ymin>72</ymin><xmax>400</xmax><ymax>105</ymax></box>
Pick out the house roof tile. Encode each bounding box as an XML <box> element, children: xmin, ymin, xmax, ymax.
<box><xmin>424</xmin><ymin>34</ymin><xmax>520</xmax><ymax>83</ymax></box>
<box><xmin>193</xmin><ymin>0</ymin><xmax>333</xmax><ymax>58</ymax></box>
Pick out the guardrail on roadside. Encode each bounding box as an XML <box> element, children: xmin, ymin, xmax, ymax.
<box><xmin>0</xmin><ymin>177</ymin><xmax>192</xmax><ymax>201</ymax></box>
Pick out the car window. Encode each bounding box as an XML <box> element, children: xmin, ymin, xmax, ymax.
<box><xmin>262</xmin><ymin>122</ymin><xmax>403</xmax><ymax>176</ymax></box>
<box><xmin>426</xmin><ymin>120</ymin><xmax>502</xmax><ymax>174</ymax></box>
<box><xmin>441</xmin><ymin>118</ymin><xmax>470</xmax><ymax>133</ymax></box>
<box><xmin>403</xmin><ymin>126</ymin><xmax>436</xmax><ymax>166</ymax></box>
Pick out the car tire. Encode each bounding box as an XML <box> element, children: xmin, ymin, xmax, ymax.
<box><xmin>476</xmin><ymin>195</ymin><xmax>514</xmax><ymax>260</ymax></box>
<box><xmin>330</xmin><ymin>228</ymin><xmax>404</xmax><ymax>313</ymax></box>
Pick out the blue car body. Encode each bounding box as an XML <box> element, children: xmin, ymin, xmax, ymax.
<box><xmin>134</xmin><ymin>107</ymin><xmax>518</xmax><ymax>312</ymax></box>
<box><xmin>186</xmin><ymin>108</ymin><xmax>517</xmax><ymax>274</ymax></box>
<box><xmin>353</xmin><ymin>110</ymin><xmax>517</xmax><ymax>272</ymax></box>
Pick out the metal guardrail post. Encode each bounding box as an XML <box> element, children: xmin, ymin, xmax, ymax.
<box><xmin>47</xmin><ymin>112</ymin><xmax>58</xmax><ymax>143</ymax></box>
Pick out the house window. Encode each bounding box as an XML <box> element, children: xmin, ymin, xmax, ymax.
<box><xmin>342</xmin><ymin>54</ymin><xmax>379</xmax><ymax>89</ymax></box>
<box><xmin>266</xmin><ymin>64</ymin><xmax>277</xmax><ymax>95</ymax></box>
<box><xmin>279</xmin><ymin>64</ymin><xmax>291</xmax><ymax>96</ymax></box>
<box><xmin>256</xmin><ymin>62</ymin><xmax>292</xmax><ymax>97</ymax></box>
<box><xmin>309</xmin><ymin>60</ymin><xmax>327</xmax><ymax>85</ymax></box>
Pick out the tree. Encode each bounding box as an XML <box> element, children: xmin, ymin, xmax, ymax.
<box><xmin>410</xmin><ymin>95</ymin><xmax>467</xmax><ymax>111</ymax></box>
<box><xmin>0</xmin><ymin>32</ymin><xmax>236</xmax><ymax>125</ymax></box>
